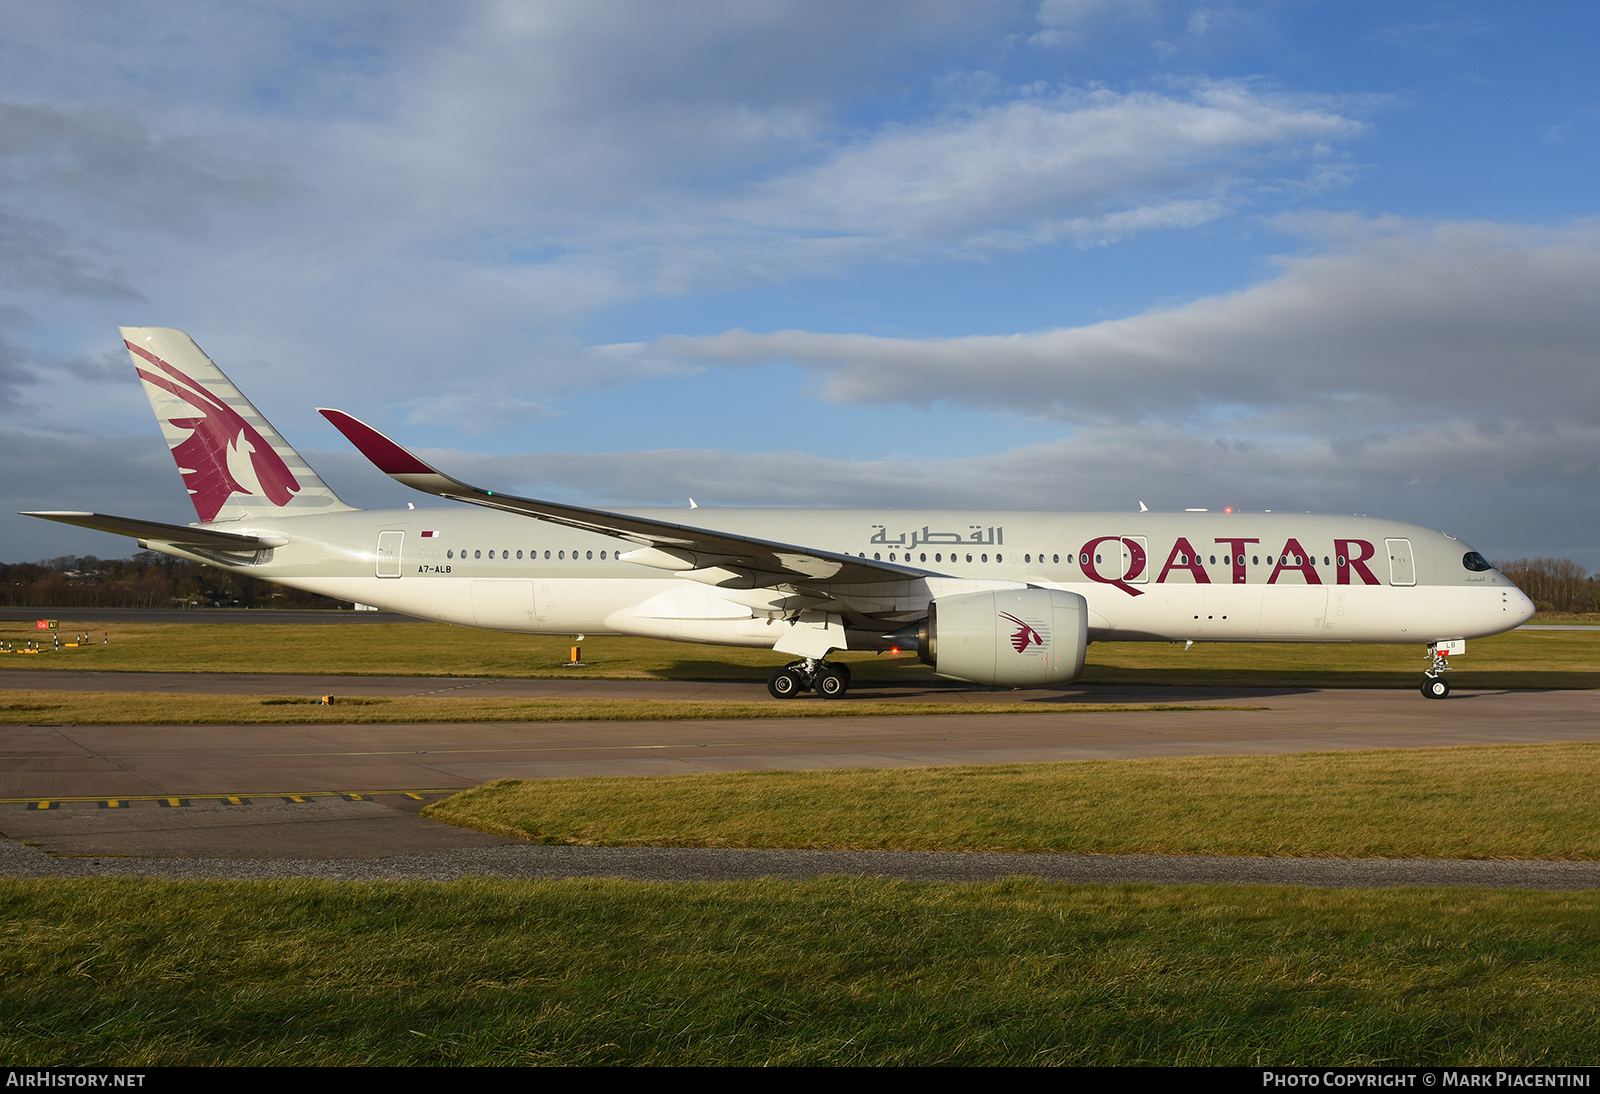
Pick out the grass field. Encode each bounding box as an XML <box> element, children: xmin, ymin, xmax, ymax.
<box><xmin>2</xmin><ymin>877</ymin><xmax>1598</xmax><ymax>1066</ymax></box>
<box><xmin>0</xmin><ymin>688</ymin><xmax>1253</xmax><ymax>725</ymax></box>
<box><xmin>4</xmin><ymin>618</ymin><xmax>1597</xmax><ymax>1065</ymax></box>
<box><xmin>423</xmin><ymin>743</ymin><xmax>1600</xmax><ymax>859</ymax></box>
<box><xmin>3</xmin><ymin>618</ymin><xmax>1597</xmax><ymax>688</ymax></box>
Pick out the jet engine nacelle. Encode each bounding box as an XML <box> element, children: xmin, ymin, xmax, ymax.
<box><xmin>917</xmin><ymin>587</ymin><xmax>1088</xmax><ymax>686</ymax></box>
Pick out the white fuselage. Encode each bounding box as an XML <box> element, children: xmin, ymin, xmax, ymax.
<box><xmin>160</xmin><ymin>507</ymin><xmax>1534</xmax><ymax>648</ymax></box>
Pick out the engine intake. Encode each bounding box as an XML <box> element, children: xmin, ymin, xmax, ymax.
<box><xmin>917</xmin><ymin>588</ymin><xmax>1088</xmax><ymax>686</ymax></box>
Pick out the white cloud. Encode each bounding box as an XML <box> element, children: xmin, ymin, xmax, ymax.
<box><xmin>717</xmin><ymin>82</ymin><xmax>1358</xmax><ymax>256</ymax></box>
<box><xmin>394</xmin><ymin>392</ymin><xmax>559</xmax><ymax>436</ymax></box>
<box><xmin>637</xmin><ymin>218</ymin><xmax>1600</xmax><ymax>429</ymax></box>
<box><xmin>1030</xmin><ymin>0</ymin><xmax>1145</xmax><ymax>47</ymax></box>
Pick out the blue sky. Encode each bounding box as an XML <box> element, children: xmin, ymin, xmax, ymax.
<box><xmin>3</xmin><ymin>1</ymin><xmax>1598</xmax><ymax>566</ymax></box>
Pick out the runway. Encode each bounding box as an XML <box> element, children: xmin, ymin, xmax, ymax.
<box><xmin>3</xmin><ymin>671</ymin><xmax>1596</xmax><ymax>884</ymax></box>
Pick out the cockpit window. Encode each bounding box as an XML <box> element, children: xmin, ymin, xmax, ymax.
<box><xmin>1462</xmin><ymin>551</ymin><xmax>1494</xmax><ymax>572</ymax></box>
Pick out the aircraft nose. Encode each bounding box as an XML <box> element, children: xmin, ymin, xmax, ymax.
<box><xmin>1510</xmin><ymin>586</ymin><xmax>1536</xmax><ymax>625</ymax></box>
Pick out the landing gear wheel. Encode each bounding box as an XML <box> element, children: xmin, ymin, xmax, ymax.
<box><xmin>767</xmin><ymin>667</ymin><xmax>803</xmax><ymax>699</ymax></box>
<box><xmin>1422</xmin><ymin>676</ymin><xmax>1450</xmax><ymax>699</ymax></box>
<box><xmin>832</xmin><ymin>662</ymin><xmax>852</xmax><ymax>686</ymax></box>
<box><xmin>817</xmin><ymin>667</ymin><xmax>849</xmax><ymax>699</ymax></box>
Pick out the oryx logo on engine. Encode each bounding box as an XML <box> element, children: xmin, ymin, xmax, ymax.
<box><xmin>1000</xmin><ymin>612</ymin><xmax>1045</xmax><ymax>653</ymax></box>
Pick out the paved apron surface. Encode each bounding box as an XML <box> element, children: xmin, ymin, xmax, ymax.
<box><xmin>3</xmin><ymin>676</ymin><xmax>1595</xmax><ymax>884</ymax></box>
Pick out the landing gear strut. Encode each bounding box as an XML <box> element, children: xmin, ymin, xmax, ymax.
<box><xmin>766</xmin><ymin>658</ymin><xmax>851</xmax><ymax>699</ymax></box>
<box><xmin>1421</xmin><ymin>643</ymin><xmax>1452</xmax><ymax>699</ymax></box>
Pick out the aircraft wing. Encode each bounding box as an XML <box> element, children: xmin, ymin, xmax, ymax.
<box><xmin>318</xmin><ymin>409</ymin><xmax>920</xmax><ymax>587</ymax></box>
<box><xmin>20</xmin><ymin>511</ymin><xmax>289</xmax><ymax>550</ymax></box>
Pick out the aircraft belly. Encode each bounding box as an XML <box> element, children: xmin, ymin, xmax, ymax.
<box><xmin>604</xmin><ymin>609</ymin><xmax>781</xmax><ymax>648</ymax></box>
<box><xmin>600</xmin><ymin>581</ymin><xmax>768</xmax><ymax>646</ymax></box>
<box><xmin>471</xmin><ymin>580</ymin><xmax>536</xmax><ymax>631</ymax></box>
<box><xmin>1257</xmin><ymin>586</ymin><xmax>1329</xmax><ymax>636</ymax></box>
<box><xmin>520</xmin><ymin>578</ymin><xmax>661</xmax><ymax>633</ymax></box>
<box><xmin>630</xmin><ymin>583</ymin><xmax>756</xmax><ymax>621</ymax></box>
<box><xmin>282</xmin><ymin>576</ymin><xmax>476</xmax><ymax>624</ymax></box>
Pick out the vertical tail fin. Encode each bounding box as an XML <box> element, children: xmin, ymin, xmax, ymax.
<box><xmin>121</xmin><ymin>326</ymin><xmax>355</xmax><ymax>523</ymax></box>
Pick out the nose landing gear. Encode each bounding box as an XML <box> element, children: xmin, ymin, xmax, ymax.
<box><xmin>766</xmin><ymin>658</ymin><xmax>852</xmax><ymax>699</ymax></box>
<box><xmin>1421</xmin><ymin>642</ymin><xmax>1453</xmax><ymax>699</ymax></box>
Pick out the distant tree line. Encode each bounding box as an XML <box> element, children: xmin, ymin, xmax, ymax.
<box><xmin>0</xmin><ymin>553</ymin><xmax>346</xmax><ymax>610</ymax></box>
<box><xmin>1491</xmin><ymin>558</ymin><xmax>1600</xmax><ymax>614</ymax></box>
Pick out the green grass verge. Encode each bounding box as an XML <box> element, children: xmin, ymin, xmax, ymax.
<box><xmin>1</xmin><ymin>877</ymin><xmax>1597</xmax><ymax>1065</ymax></box>
<box><xmin>0</xmin><ymin>689</ymin><xmax>1255</xmax><ymax>725</ymax></box>
<box><xmin>423</xmin><ymin>744</ymin><xmax>1600</xmax><ymax>859</ymax></box>
<box><xmin>4</xmin><ymin>619</ymin><xmax>1596</xmax><ymax>688</ymax></box>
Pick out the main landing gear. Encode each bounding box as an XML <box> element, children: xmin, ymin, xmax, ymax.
<box><xmin>1421</xmin><ymin>643</ymin><xmax>1452</xmax><ymax>699</ymax></box>
<box><xmin>767</xmin><ymin>658</ymin><xmax>852</xmax><ymax>700</ymax></box>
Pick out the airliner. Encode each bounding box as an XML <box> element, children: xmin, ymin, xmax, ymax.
<box><xmin>24</xmin><ymin>327</ymin><xmax>1535</xmax><ymax>700</ymax></box>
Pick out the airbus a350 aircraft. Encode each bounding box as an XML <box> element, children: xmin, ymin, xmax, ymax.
<box><xmin>26</xmin><ymin>327</ymin><xmax>1535</xmax><ymax>700</ymax></box>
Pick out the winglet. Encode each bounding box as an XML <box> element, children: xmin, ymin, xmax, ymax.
<box><xmin>317</xmin><ymin>409</ymin><xmax>438</xmax><ymax>476</ymax></box>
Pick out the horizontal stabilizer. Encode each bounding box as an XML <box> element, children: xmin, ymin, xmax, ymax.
<box><xmin>19</xmin><ymin>511</ymin><xmax>289</xmax><ymax>550</ymax></box>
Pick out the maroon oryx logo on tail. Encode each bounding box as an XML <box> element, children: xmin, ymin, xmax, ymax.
<box><xmin>1000</xmin><ymin>612</ymin><xmax>1045</xmax><ymax>654</ymax></box>
<box><xmin>127</xmin><ymin>341</ymin><xmax>300</xmax><ymax>522</ymax></box>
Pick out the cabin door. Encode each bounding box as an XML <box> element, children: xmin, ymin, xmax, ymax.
<box><xmin>376</xmin><ymin>531</ymin><xmax>404</xmax><ymax>578</ymax></box>
<box><xmin>1385</xmin><ymin>539</ymin><xmax>1416</xmax><ymax>587</ymax></box>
